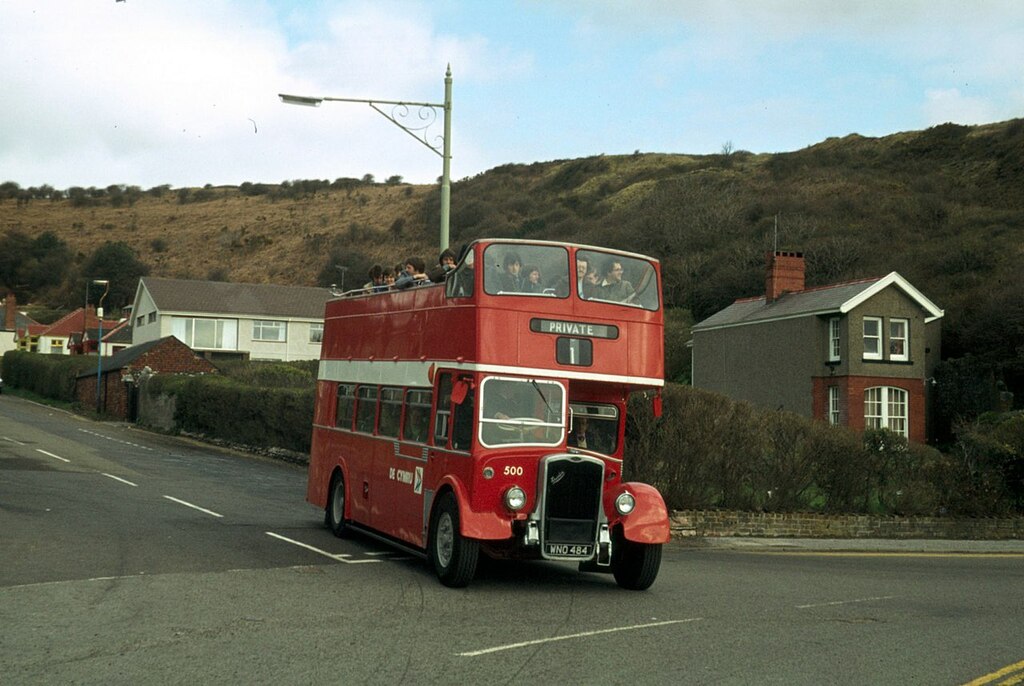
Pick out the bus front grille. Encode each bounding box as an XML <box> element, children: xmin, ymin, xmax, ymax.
<box><xmin>540</xmin><ymin>456</ymin><xmax>603</xmax><ymax>556</ymax></box>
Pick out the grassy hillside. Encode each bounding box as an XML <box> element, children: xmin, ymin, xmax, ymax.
<box><xmin>3</xmin><ymin>119</ymin><xmax>1023</xmax><ymax>396</ymax></box>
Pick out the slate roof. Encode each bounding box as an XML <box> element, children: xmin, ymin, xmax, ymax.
<box><xmin>103</xmin><ymin>321</ymin><xmax>133</xmax><ymax>344</ymax></box>
<box><xmin>692</xmin><ymin>272</ymin><xmax>944</xmax><ymax>332</ymax></box>
<box><xmin>78</xmin><ymin>336</ymin><xmax>208</xmax><ymax>376</ymax></box>
<box><xmin>0</xmin><ymin>306</ymin><xmax>39</xmax><ymax>332</ymax></box>
<box><xmin>140</xmin><ymin>277</ymin><xmax>330</xmax><ymax>319</ymax></box>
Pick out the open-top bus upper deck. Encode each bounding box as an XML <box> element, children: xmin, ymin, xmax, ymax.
<box><xmin>319</xmin><ymin>239</ymin><xmax>664</xmax><ymax>390</ymax></box>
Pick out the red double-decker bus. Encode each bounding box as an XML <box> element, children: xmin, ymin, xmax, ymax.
<box><xmin>308</xmin><ymin>239</ymin><xmax>669</xmax><ymax>588</ymax></box>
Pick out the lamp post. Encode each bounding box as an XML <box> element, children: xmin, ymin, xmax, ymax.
<box><xmin>279</xmin><ymin>65</ymin><xmax>453</xmax><ymax>252</ymax></box>
<box><xmin>93</xmin><ymin>279</ymin><xmax>109</xmax><ymax>414</ymax></box>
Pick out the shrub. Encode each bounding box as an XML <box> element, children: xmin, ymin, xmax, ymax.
<box><xmin>1</xmin><ymin>350</ymin><xmax>95</xmax><ymax>402</ymax></box>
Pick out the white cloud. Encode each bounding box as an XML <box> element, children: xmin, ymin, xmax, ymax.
<box><xmin>0</xmin><ymin>0</ymin><xmax>527</xmax><ymax>188</ymax></box>
<box><xmin>922</xmin><ymin>88</ymin><xmax>999</xmax><ymax>126</ymax></box>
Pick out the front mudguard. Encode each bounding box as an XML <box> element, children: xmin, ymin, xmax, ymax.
<box><xmin>435</xmin><ymin>477</ymin><xmax>514</xmax><ymax>541</ymax></box>
<box><xmin>605</xmin><ymin>482</ymin><xmax>670</xmax><ymax>544</ymax></box>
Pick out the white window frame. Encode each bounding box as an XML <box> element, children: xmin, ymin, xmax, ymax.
<box><xmin>863</xmin><ymin>316</ymin><xmax>882</xmax><ymax>360</ymax></box>
<box><xmin>828</xmin><ymin>386</ymin><xmax>840</xmax><ymax>425</ymax></box>
<box><xmin>889</xmin><ymin>318</ymin><xmax>909</xmax><ymax>362</ymax></box>
<box><xmin>828</xmin><ymin>317</ymin><xmax>841</xmax><ymax>362</ymax></box>
<box><xmin>171</xmin><ymin>317</ymin><xmax>238</xmax><ymax>351</ymax></box>
<box><xmin>864</xmin><ymin>386</ymin><xmax>908</xmax><ymax>437</ymax></box>
<box><xmin>309</xmin><ymin>322</ymin><xmax>324</xmax><ymax>344</ymax></box>
<box><xmin>253</xmin><ymin>319</ymin><xmax>287</xmax><ymax>342</ymax></box>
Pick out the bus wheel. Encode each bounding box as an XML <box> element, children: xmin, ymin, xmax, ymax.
<box><xmin>325</xmin><ymin>471</ymin><xmax>349</xmax><ymax>538</ymax></box>
<box><xmin>429</xmin><ymin>492</ymin><xmax>479</xmax><ymax>588</ymax></box>
<box><xmin>612</xmin><ymin>535</ymin><xmax>662</xmax><ymax>591</ymax></box>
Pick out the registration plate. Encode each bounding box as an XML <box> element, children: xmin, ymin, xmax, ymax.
<box><xmin>545</xmin><ymin>543</ymin><xmax>593</xmax><ymax>557</ymax></box>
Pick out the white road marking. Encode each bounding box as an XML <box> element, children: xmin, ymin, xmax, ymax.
<box><xmin>36</xmin><ymin>449</ymin><xmax>70</xmax><ymax>463</ymax></box>
<box><xmin>78</xmin><ymin>428</ymin><xmax>154</xmax><ymax>451</ymax></box>
<box><xmin>102</xmin><ymin>473</ymin><xmax>138</xmax><ymax>487</ymax></box>
<box><xmin>265</xmin><ymin>531</ymin><xmax>381</xmax><ymax>564</ymax></box>
<box><xmin>162</xmin><ymin>495</ymin><xmax>223</xmax><ymax>518</ymax></box>
<box><xmin>456</xmin><ymin>618</ymin><xmax>704</xmax><ymax>657</ymax></box>
<box><xmin>3</xmin><ymin>435</ymin><xmax>26</xmax><ymax>446</ymax></box>
<box><xmin>796</xmin><ymin>595</ymin><xmax>898</xmax><ymax>609</ymax></box>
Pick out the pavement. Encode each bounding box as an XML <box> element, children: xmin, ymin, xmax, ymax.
<box><xmin>680</xmin><ymin>536</ymin><xmax>1024</xmax><ymax>553</ymax></box>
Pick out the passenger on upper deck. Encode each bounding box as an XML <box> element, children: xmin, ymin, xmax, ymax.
<box><xmin>363</xmin><ymin>264</ymin><xmax>387</xmax><ymax>293</ymax></box>
<box><xmin>395</xmin><ymin>257</ymin><xmax>429</xmax><ymax>289</ymax></box>
<box><xmin>522</xmin><ymin>265</ymin><xmax>544</xmax><ymax>293</ymax></box>
<box><xmin>448</xmin><ymin>249</ymin><xmax>474</xmax><ymax>297</ymax></box>
<box><xmin>582</xmin><ymin>266</ymin><xmax>601</xmax><ymax>299</ymax></box>
<box><xmin>600</xmin><ymin>258</ymin><xmax>635</xmax><ymax>302</ymax></box>
<box><xmin>499</xmin><ymin>252</ymin><xmax>524</xmax><ymax>293</ymax></box>
<box><xmin>429</xmin><ymin>248</ymin><xmax>458</xmax><ymax>283</ymax></box>
<box><xmin>575</xmin><ymin>256</ymin><xmax>589</xmax><ymax>294</ymax></box>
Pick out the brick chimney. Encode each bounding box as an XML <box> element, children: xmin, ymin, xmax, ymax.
<box><xmin>4</xmin><ymin>293</ymin><xmax>15</xmax><ymax>331</ymax></box>
<box><xmin>765</xmin><ymin>251</ymin><xmax>805</xmax><ymax>302</ymax></box>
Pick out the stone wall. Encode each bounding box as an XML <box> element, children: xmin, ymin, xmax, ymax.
<box><xmin>671</xmin><ymin>510</ymin><xmax>1024</xmax><ymax>540</ymax></box>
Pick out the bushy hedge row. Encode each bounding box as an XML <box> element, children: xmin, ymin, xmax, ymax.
<box><xmin>2</xmin><ymin>350</ymin><xmax>95</xmax><ymax>402</ymax></box>
<box><xmin>147</xmin><ymin>373</ymin><xmax>315</xmax><ymax>454</ymax></box>
<box><xmin>625</xmin><ymin>384</ymin><xmax>1024</xmax><ymax>516</ymax></box>
<box><xmin>8</xmin><ymin>351</ymin><xmax>1021</xmax><ymax>516</ymax></box>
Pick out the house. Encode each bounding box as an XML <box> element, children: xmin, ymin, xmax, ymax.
<box><xmin>75</xmin><ymin>335</ymin><xmax>218</xmax><ymax>420</ymax></box>
<box><xmin>690</xmin><ymin>251</ymin><xmax>944</xmax><ymax>442</ymax></box>
<box><xmin>102</xmin><ymin>320</ymin><xmax>134</xmax><ymax>356</ymax></box>
<box><xmin>1</xmin><ymin>293</ymin><xmax>41</xmax><ymax>357</ymax></box>
<box><xmin>130</xmin><ymin>277</ymin><xmax>331</xmax><ymax>362</ymax></box>
<box><xmin>14</xmin><ymin>305</ymin><xmax>118</xmax><ymax>355</ymax></box>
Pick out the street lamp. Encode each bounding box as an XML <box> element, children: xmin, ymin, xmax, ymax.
<box><xmin>93</xmin><ymin>279</ymin><xmax>109</xmax><ymax>414</ymax></box>
<box><xmin>279</xmin><ymin>65</ymin><xmax>453</xmax><ymax>252</ymax></box>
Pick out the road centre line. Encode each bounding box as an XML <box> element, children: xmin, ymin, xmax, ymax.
<box><xmin>962</xmin><ymin>659</ymin><xmax>1024</xmax><ymax>686</ymax></box>
<box><xmin>766</xmin><ymin>551</ymin><xmax>1024</xmax><ymax>559</ymax></box>
<box><xmin>796</xmin><ymin>595</ymin><xmax>897</xmax><ymax>609</ymax></box>
<box><xmin>36</xmin><ymin>449</ymin><xmax>70</xmax><ymax>463</ymax></box>
<box><xmin>456</xmin><ymin>618</ymin><xmax>704</xmax><ymax>657</ymax></box>
<box><xmin>265</xmin><ymin>531</ymin><xmax>382</xmax><ymax>564</ymax></box>
<box><xmin>102</xmin><ymin>473</ymin><xmax>138</xmax><ymax>487</ymax></box>
<box><xmin>163</xmin><ymin>495</ymin><xmax>224</xmax><ymax>518</ymax></box>
<box><xmin>3</xmin><ymin>435</ymin><xmax>26</xmax><ymax>445</ymax></box>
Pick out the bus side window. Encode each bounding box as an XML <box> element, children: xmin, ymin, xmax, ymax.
<box><xmin>336</xmin><ymin>384</ymin><xmax>356</xmax><ymax>430</ymax></box>
<box><xmin>434</xmin><ymin>374</ymin><xmax>453</xmax><ymax>446</ymax></box>
<box><xmin>378</xmin><ymin>387</ymin><xmax>402</xmax><ymax>437</ymax></box>
<box><xmin>355</xmin><ymin>385</ymin><xmax>378</xmax><ymax>434</ymax></box>
<box><xmin>403</xmin><ymin>389</ymin><xmax>432</xmax><ymax>443</ymax></box>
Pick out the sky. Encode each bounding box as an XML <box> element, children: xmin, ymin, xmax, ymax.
<box><xmin>2</xmin><ymin>0</ymin><xmax>1023</xmax><ymax>190</ymax></box>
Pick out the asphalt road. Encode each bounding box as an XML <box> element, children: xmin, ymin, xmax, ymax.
<box><xmin>2</xmin><ymin>394</ymin><xmax>1023</xmax><ymax>685</ymax></box>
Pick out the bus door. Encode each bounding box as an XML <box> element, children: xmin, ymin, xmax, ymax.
<box><xmin>425</xmin><ymin>372</ymin><xmax>476</xmax><ymax>541</ymax></box>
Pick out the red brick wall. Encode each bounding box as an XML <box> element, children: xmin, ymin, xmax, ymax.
<box><xmin>75</xmin><ymin>338</ymin><xmax>218</xmax><ymax>419</ymax></box>
<box><xmin>813</xmin><ymin>375</ymin><xmax>926</xmax><ymax>443</ymax></box>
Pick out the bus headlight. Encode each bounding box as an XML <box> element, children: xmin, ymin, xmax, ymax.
<box><xmin>504</xmin><ymin>486</ymin><xmax>527</xmax><ymax>511</ymax></box>
<box><xmin>615</xmin><ymin>492</ymin><xmax>636</xmax><ymax>516</ymax></box>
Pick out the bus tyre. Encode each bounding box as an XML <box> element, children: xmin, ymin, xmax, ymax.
<box><xmin>429</xmin><ymin>492</ymin><xmax>479</xmax><ymax>588</ymax></box>
<box><xmin>325</xmin><ymin>472</ymin><xmax>349</xmax><ymax>538</ymax></box>
<box><xmin>612</xmin><ymin>534</ymin><xmax>662</xmax><ymax>591</ymax></box>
